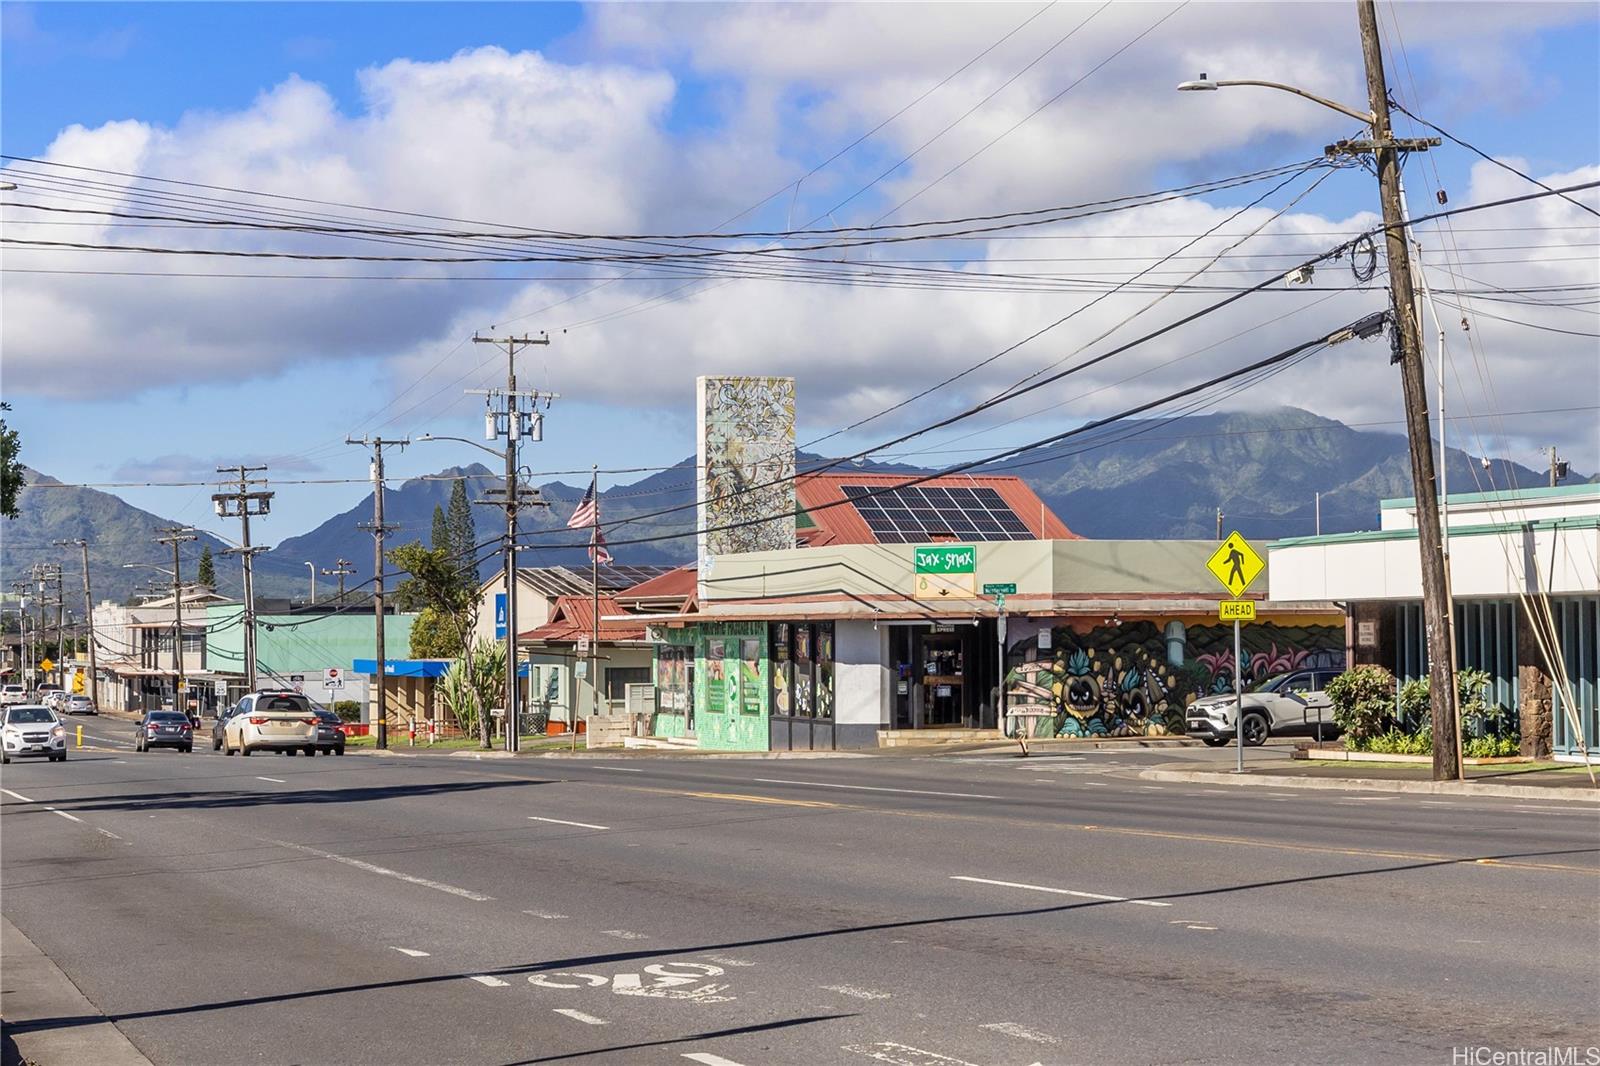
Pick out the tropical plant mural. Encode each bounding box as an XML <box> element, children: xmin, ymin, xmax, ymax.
<box><xmin>1006</xmin><ymin>620</ymin><xmax>1343</xmax><ymax>738</ymax></box>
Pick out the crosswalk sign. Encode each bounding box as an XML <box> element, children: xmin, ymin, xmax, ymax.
<box><xmin>1206</xmin><ymin>532</ymin><xmax>1264</xmax><ymax>598</ymax></box>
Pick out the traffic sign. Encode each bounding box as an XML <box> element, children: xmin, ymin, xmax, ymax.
<box><xmin>323</xmin><ymin>667</ymin><xmax>345</xmax><ymax>690</ymax></box>
<box><xmin>577</xmin><ymin>636</ymin><xmax>591</xmax><ymax>656</ymax></box>
<box><xmin>981</xmin><ymin>583</ymin><xmax>1017</xmax><ymax>596</ymax></box>
<box><xmin>1218</xmin><ymin>599</ymin><xmax>1256</xmax><ymax>622</ymax></box>
<box><xmin>39</xmin><ymin>658</ymin><xmax>54</xmax><ymax>673</ymax></box>
<box><xmin>1206</xmin><ymin>531</ymin><xmax>1264</xmax><ymax>598</ymax></box>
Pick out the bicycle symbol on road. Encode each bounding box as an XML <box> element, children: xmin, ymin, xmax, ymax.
<box><xmin>529</xmin><ymin>960</ymin><xmax>734</xmax><ymax>1003</ymax></box>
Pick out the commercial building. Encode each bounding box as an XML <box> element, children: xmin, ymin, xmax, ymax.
<box><xmin>1268</xmin><ymin>483</ymin><xmax>1599</xmax><ymax>760</ymax></box>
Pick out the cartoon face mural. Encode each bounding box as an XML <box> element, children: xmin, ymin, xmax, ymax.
<box><xmin>1006</xmin><ymin>619</ymin><xmax>1343</xmax><ymax>738</ymax></box>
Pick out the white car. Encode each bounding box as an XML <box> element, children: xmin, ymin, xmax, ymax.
<box><xmin>222</xmin><ymin>691</ymin><xmax>320</xmax><ymax>757</ymax></box>
<box><xmin>0</xmin><ymin>684</ymin><xmax>27</xmax><ymax>706</ymax></box>
<box><xmin>1186</xmin><ymin>670</ymin><xmax>1341</xmax><ymax>747</ymax></box>
<box><xmin>2</xmin><ymin>705</ymin><xmax>68</xmax><ymax>763</ymax></box>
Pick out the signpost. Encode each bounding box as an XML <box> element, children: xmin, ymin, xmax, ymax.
<box><xmin>1206</xmin><ymin>531</ymin><xmax>1265</xmax><ymax>773</ymax></box>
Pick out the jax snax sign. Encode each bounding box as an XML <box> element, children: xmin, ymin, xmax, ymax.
<box><xmin>913</xmin><ymin>545</ymin><xmax>977</xmax><ymax>599</ymax></box>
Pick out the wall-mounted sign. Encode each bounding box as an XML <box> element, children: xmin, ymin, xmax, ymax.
<box><xmin>1038</xmin><ymin>628</ymin><xmax>1052</xmax><ymax>651</ymax></box>
<box><xmin>981</xmin><ymin>582</ymin><xmax>1016</xmax><ymax>596</ymax></box>
<box><xmin>914</xmin><ymin>544</ymin><xmax>978</xmax><ymax>599</ymax></box>
<box><xmin>1357</xmin><ymin>620</ymin><xmax>1378</xmax><ymax>647</ymax></box>
<box><xmin>494</xmin><ymin>593</ymin><xmax>507</xmax><ymax>639</ymax></box>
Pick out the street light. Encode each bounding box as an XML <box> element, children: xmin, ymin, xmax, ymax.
<box><xmin>304</xmin><ymin>561</ymin><xmax>317</xmax><ymax>604</ymax></box>
<box><xmin>415</xmin><ymin>433</ymin><xmax>505</xmax><ymax>461</ymax></box>
<box><xmin>1174</xmin><ymin>8</ymin><xmax>1461</xmax><ymax>782</ymax></box>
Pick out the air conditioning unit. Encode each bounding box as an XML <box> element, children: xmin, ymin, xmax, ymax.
<box><xmin>624</xmin><ymin>683</ymin><xmax>657</xmax><ymax>716</ymax></box>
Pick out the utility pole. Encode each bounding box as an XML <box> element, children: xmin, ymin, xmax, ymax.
<box><xmin>1548</xmin><ymin>447</ymin><xmax>1569</xmax><ymax>487</ymax></box>
<box><xmin>54</xmin><ymin>539</ymin><xmax>99</xmax><ymax>707</ymax></box>
<box><xmin>1215</xmin><ymin>507</ymin><xmax>1224</xmax><ymax>541</ymax></box>
<box><xmin>471</xmin><ymin>332</ymin><xmax>552</xmax><ymax>753</ymax></box>
<box><xmin>155</xmin><ymin>527</ymin><xmax>198</xmax><ymax>713</ymax></box>
<box><xmin>1353</xmin><ymin>0</ymin><xmax>1460</xmax><ymax>781</ymax></box>
<box><xmin>11</xmin><ymin>581</ymin><xmax>32</xmax><ymax>688</ymax></box>
<box><xmin>33</xmin><ymin>563</ymin><xmax>64</xmax><ymax>688</ymax></box>
<box><xmin>322</xmin><ymin>559</ymin><xmax>355</xmax><ymax>604</ymax></box>
<box><xmin>347</xmin><ymin>438</ymin><xmax>408</xmax><ymax>750</ymax></box>
<box><xmin>213</xmin><ymin>466</ymin><xmax>273</xmax><ymax>693</ymax></box>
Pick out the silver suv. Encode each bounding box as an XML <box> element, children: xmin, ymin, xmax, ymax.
<box><xmin>2</xmin><ymin>705</ymin><xmax>68</xmax><ymax>763</ymax></box>
<box><xmin>1186</xmin><ymin>670</ymin><xmax>1341</xmax><ymax>747</ymax></box>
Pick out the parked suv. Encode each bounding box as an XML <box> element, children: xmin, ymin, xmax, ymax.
<box><xmin>1</xmin><ymin>705</ymin><xmax>68</xmax><ymax>763</ymax></box>
<box><xmin>222</xmin><ymin>691</ymin><xmax>319</xmax><ymax>757</ymax></box>
<box><xmin>1186</xmin><ymin>670</ymin><xmax>1341</xmax><ymax>747</ymax></box>
<box><xmin>1</xmin><ymin>684</ymin><xmax>28</xmax><ymax>706</ymax></box>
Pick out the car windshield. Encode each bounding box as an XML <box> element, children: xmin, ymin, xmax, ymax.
<box><xmin>314</xmin><ymin>709</ymin><xmax>339</xmax><ymax>723</ymax></box>
<box><xmin>6</xmin><ymin>708</ymin><xmax>57</xmax><ymax>725</ymax></box>
<box><xmin>1246</xmin><ymin>673</ymin><xmax>1290</xmax><ymax>694</ymax></box>
<box><xmin>148</xmin><ymin>712</ymin><xmax>189</xmax><ymax>723</ymax></box>
<box><xmin>258</xmin><ymin>695</ymin><xmax>312</xmax><ymax>713</ymax></box>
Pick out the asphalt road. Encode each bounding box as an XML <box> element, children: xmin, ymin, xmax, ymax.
<box><xmin>3</xmin><ymin>719</ymin><xmax>1597</xmax><ymax>1066</ymax></box>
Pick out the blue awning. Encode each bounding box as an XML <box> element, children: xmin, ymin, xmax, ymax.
<box><xmin>352</xmin><ymin>659</ymin><xmax>538</xmax><ymax>678</ymax></box>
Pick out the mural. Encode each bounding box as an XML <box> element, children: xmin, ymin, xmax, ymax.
<box><xmin>693</xmin><ymin>622</ymin><xmax>769</xmax><ymax>751</ymax></box>
<box><xmin>1006</xmin><ymin>619</ymin><xmax>1344</xmax><ymax>738</ymax></box>
<box><xmin>697</xmin><ymin>376</ymin><xmax>797</xmax><ymax>559</ymax></box>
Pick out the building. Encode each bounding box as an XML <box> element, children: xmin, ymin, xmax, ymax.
<box><xmin>94</xmin><ymin>589</ymin><xmax>234</xmax><ymax>713</ymax></box>
<box><xmin>642</xmin><ymin>473</ymin><xmax>1341</xmax><ymax>751</ymax></box>
<box><xmin>471</xmin><ymin>565</ymin><xmax>673</xmax><ymax>648</ymax></box>
<box><xmin>1268</xmin><ymin>483</ymin><xmax>1600</xmax><ymax>761</ymax></box>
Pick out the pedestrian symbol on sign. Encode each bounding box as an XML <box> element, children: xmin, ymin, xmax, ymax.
<box><xmin>1205</xmin><ymin>532</ymin><xmax>1264</xmax><ymax>598</ymax></box>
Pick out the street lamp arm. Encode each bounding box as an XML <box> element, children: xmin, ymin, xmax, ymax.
<box><xmin>1177</xmin><ymin>75</ymin><xmax>1374</xmax><ymax>126</ymax></box>
<box><xmin>123</xmin><ymin>563</ymin><xmax>177</xmax><ymax>576</ymax></box>
<box><xmin>415</xmin><ymin>433</ymin><xmax>507</xmax><ymax>461</ymax></box>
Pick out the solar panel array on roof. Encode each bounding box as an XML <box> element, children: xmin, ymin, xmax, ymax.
<box><xmin>840</xmin><ymin>484</ymin><xmax>1034</xmax><ymax>543</ymax></box>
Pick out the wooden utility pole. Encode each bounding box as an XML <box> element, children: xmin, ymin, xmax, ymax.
<box><xmin>155</xmin><ymin>527</ymin><xmax>198</xmax><ymax>713</ymax></box>
<box><xmin>1355</xmin><ymin>0</ymin><xmax>1459</xmax><ymax>780</ymax></box>
<box><xmin>348</xmin><ymin>437</ymin><xmax>407</xmax><ymax>749</ymax></box>
<box><xmin>471</xmin><ymin>332</ymin><xmax>552</xmax><ymax>753</ymax></box>
<box><xmin>54</xmin><ymin>539</ymin><xmax>99</xmax><ymax>707</ymax></box>
<box><xmin>322</xmin><ymin>559</ymin><xmax>355</xmax><ymax>604</ymax></box>
<box><xmin>214</xmin><ymin>467</ymin><xmax>272</xmax><ymax>694</ymax></box>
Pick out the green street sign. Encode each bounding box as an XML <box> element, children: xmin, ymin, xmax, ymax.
<box><xmin>981</xmin><ymin>582</ymin><xmax>1016</xmax><ymax>596</ymax></box>
<box><xmin>914</xmin><ymin>545</ymin><xmax>976</xmax><ymax>574</ymax></box>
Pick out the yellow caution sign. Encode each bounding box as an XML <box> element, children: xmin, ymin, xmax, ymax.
<box><xmin>1219</xmin><ymin>599</ymin><xmax>1256</xmax><ymax>622</ymax></box>
<box><xmin>1206</xmin><ymin>532</ymin><xmax>1264</xmax><ymax>598</ymax></box>
<box><xmin>72</xmin><ymin>672</ymin><xmax>86</xmax><ymax>694</ymax></box>
<box><xmin>39</xmin><ymin>657</ymin><xmax>54</xmax><ymax>673</ymax></box>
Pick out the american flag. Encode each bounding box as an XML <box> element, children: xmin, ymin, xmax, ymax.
<box><xmin>589</xmin><ymin>527</ymin><xmax>613</xmax><ymax>565</ymax></box>
<box><xmin>567</xmin><ymin>479</ymin><xmax>599</xmax><ymax>530</ymax></box>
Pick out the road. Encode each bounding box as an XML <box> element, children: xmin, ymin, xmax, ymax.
<box><xmin>3</xmin><ymin>718</ymin><xmax>1597</xmax><ymax>1065</ymax></box>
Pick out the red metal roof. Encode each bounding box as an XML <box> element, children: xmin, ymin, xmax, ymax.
<box><xmin>793</xmin><ymin>472</ymin><xmax>1077</xmax><ymax>546</ymax></box>
<box><xmin>615</xmin><ymin>565</ymin><xmax>696</xmax><ymax>606</ymax></box>
<box><xmin>519</xmin><ymin>595</ymin><xmax>648</xmax><ymax>644</ymax></box>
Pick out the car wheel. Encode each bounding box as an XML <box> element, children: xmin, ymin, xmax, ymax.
<box><xmin>305</xmin><ymin>747</ymin><xmax>316</xmax><ymax>757</ymax></box>
<box><xmin>1</xmin><ymin>754</ymin><xmax>9</xmax><ymax>764</ymax></box>
<box><xmin>1241</xmin><ymin>713</ymin><xmax>1269</xmax><ymax>747</ymax></box>
<box><xmin>213</xmin><ymin>736</ymin><xmax>222</xmax><ymax>751</ymax></box>
<box><xmin>286</xmin><ymin>748</ymin><xmax>298</xmax><ymax>756</ymax></box>
<box><xmin>56</xmin><ymin>752</ymin><xmax>66</xmax><ymax>762</ymax></box>
<box><xmin>1201</xmin><ymin>736</ymin><xmax>1229</xmax><ymax>747</ymax></box>
<box><xmin>182</xmin><ymin>744</ymin><xmax>192</xmax><ymax>754</ymax></box>
<box><xmin>335</xmin><ymin>746</ymin><xmax>345</xmax><ymax>756</ymax></box>
<box><xmin>240</xmin><ymin>743</ymin><xmax>252</xmax><ymax>756</ymax></box>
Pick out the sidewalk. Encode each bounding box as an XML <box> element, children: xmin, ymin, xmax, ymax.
<box><xmin>1140</xmin><ymin>758</ymin><xmax>1600</xmax><ymax>802</ymax></box>
<box><xmin>1</xmin><ymin>916</ymin><xmax>151</xmax><ymax>1066</ymax></box>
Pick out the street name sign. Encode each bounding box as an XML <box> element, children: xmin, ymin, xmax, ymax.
<box><xmin>1206</xmin><ymin>531</ymin><xmax>1265</xmax><ymax>598</ymax></box>
<box><xmin>1218</xmin><ymin>600</ymin><xmax>1256</xmax><ymax>622</ymax></box>
<box><xmin>981</xmin><ymin>582</ymin><xmax>1017</xmax><ymax>596</ymax></box>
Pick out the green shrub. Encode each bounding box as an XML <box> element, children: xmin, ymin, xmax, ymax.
<box><xmin>1325</xmin><ymin>665</ymin><xmax>1397</xmax><ymax>745</ymax></box>
<box><xmin>333</xmin><ymin>700</ymin><xmax>361</xmax><ymax>722</ymax></box>
<box><xmin>1357</xmin><ymin>728</ymin><xmax>1433</xmax><ymax>755</ymax></box>
<box><xmin>1464</xmin><ymin>734</ymin><xmax>1520</xmax><ymax>759</ymax></box>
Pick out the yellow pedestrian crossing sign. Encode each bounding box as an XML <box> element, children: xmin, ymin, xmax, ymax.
<box><xmin>1206</xmin><ymin>532</ymin><xmax>1264</xmax><ymax>598</ymax></box>
<box><xmin>39</xmin><ymin>657</ymin><xmax>55</xmax><ymax>673</ymax></box>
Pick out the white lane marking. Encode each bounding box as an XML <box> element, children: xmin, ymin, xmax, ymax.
<box><xmin>266</xmin><ymin>838</ymin><xmax>493</xmax><ymax>901</ymax></box>
<box><xmin>1514</xmin><ymin>805</ymin><xmax>1595</xmax><ymax>813</ymax></box>
<box><xmin>601</xmin><ymin>929</ymin><xmax>648</xmax><ymax>940</ymax></box>
<box><xmin>700</xmin><ymin>954</ymin><xmax>755</xmax><ymax>967</ymax></box>
<box><xmin>842</xmin><ymin>1042</ymin><xmax>979</xmax><ymax>1066</ymax></box>
<box><xmin>1200</xmin><ymin>789</ymin><xmax>1232</xmax><ymax>794</ymax></box>
<box><xmin>1080</xmin><ymin>781</ymin><xmax>1108</xmax><ymax>787</ymax></box>
<box><xmin>754</xmin><ymin>778</ymin><xmax>999</xmax><ymax>800</ymax></box>
<box><xmin>1138</xmin><ymin>785</ymin><xmax>1165</xmax><ymax>791</ymax></box>
<box><xmin>470</xmin><ymin>975</ymin><xmax>510</xmax><ymax>987</ymax></box>
<box><xmin>1</xmin><ymin>788</ymin><xmax>37</xmax><ymax>803</ymax></box>
<box><xmin>528</xmin><ymin>816</ymin><xmax>610</xmax><ymax>830</ymax></box>
<box><xmin>390</xmin><ymin>947</ymin><xmax>430</xmax><ymax>957</ymax></box>
<box><xmin>553</xmin><ymin>1008</ymin><xmax>608</xmax><ymax>1025</ymax></box>
<box><xmin>683</xmin><ymin>1054</ymin><xmax>750</xmax><ymax>1066</ymax></box>
<box><xmin>97</xmin><ymin>828</ymin><xmax>123</xmax><ymax>840</ymax></box>
<box><xmin>255</xmin><ymin>776</ymin><xmax>287</xmax><ymax>784</ymax></box>
<box><xmin>1186</xmin><ymin>925</ymin><xmax>1218</xmax><ymax>931</ymax></box>
<box><xmin>592</xmin><ymin>766</ymin><xmax>645</xmax><ymax>773</ymax></box>
<box><xmin>822</xmin><ymin>984</ymin><xmax>891</xmax><ymax>1000</ymax></box>
<box><xmin>45</xmin><ymin>807</ymin><xmax>83</xmax><ymax>823</ymax></box>
<box><xmin>1419</xmin><ymin>800</ymin><xmax>1457</xmax><ymax>807</ymax></box>
<box><xmin>950</xmin><ymin>875</ymin><xmax>1170</xmax><ymax>907</ymax></box>
<box><xmin>523</xmin><ymin>910</ymin><xmax>569</xmax><ymax>920</ymax></box>
<box><xmin>979</xmin><ymin>1022</ymin><xmax>1059</xmax><ymax>1045</ymax></box>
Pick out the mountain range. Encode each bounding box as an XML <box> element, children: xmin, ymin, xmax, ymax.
<box><xmin>2</xmin><ymin>408</ymin><xmax>1577</xmax><ymax>607</ymax></box>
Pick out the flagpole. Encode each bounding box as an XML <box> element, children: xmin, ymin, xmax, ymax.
<box><xmin>590</xmin><ymin>465</ymin><xmax>600</xmax><ymax>745</ymax></box>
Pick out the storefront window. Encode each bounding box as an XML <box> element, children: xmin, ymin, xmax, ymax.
<box><xmin>654</xmin><ymin>645</ymin><xmax>692</xmax><ymax>713</ymax></box>
<box><xmin>771</xmin><ymin>623</ymin><xmax>791</xmax><ymax>716</ymax></box>
<box><xmin>769</xmin><ymin>621</ymin><xmax>833</xmax><ymax>720</ymax></box>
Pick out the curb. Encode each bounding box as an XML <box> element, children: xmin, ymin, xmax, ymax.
<box><xmin>1138</xmin><ymin>767</ymin><xmax>1600</xmax><ymax>803</ymax></box>
<box><xmin>1</xmin><ymin>915</ymin><xmax>153</xmax><ymax>1066</ymax></box>
<box><xmin>948</xmin><ymin>737</ymin><xmax>1204</xmax><ymax>756</ymax></box>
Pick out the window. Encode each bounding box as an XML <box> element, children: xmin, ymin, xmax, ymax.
<box><xmin>770</xmin><ymin>621</ymin><xmax>834</xmax><ymax>720</ymax></box>
<box><xmin>605</xmin><ymin>667</ymin><xmax>651</xmax><ymax>702</ymax></box>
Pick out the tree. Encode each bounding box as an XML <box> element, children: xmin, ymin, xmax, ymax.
<box><xmin>387</xmin><ymin>539</ymin><xmax>490</xmax><ymax>747</ymax></box>
<box><xmin>196</xmin><ymin>545</ymin><xmax>216</xmax><ymax>589</ymax></box>
<box><xmin>430</xmin><ymin>504</ymin><xmax>449</xmax><ymax>554</ymax></box>
<box><xmin>446</xmin><ymin>480</ymin><xmax>476</xmax><ymax>591</ymax></box>
<box><xmin>0</xmin><ymin>402</ymin><xmax>24</xmax><ymax>520</ymax></box>
<box><xmin>409</xmin><ymin>606</ymin><xmax>464</xmax><ymax>659</ymax></box>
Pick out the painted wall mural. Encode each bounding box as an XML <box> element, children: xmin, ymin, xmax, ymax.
<box><xmin>697</xmin><ymin>375</ymin><xmax>797</xmax><ymax>559</ymax></box>
<box><xmin>1006</xmin><ymin>619</ymin><xmax>1344</xmax><ymax>738</ymax></box>
<box><xmin>693</xmin><ymin>622</ymin><xmax>770</xmax><ymax>751</ymax></box>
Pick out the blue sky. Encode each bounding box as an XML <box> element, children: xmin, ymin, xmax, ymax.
<box><xmin>3</xmin><ymin>1</ymin><xmax>1596</xmax><ymax>543</ymax></box>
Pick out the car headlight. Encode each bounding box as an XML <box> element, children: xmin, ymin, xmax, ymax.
<box><xmin>52</xmin><ymin>725</ymin><xmax>66</xmax><ymax>737</ymax></box>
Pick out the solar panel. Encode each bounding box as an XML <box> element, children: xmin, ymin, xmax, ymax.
<box><xmin>839</xmin><ymin>483</ymin><xmax>1034</xmax><ymax>543</ymax></box>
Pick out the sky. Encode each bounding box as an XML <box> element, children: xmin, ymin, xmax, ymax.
<box><xmin>3</xmin><ymin>0</ymin><xmax>1597</xmax><ymax>545</ymax></box>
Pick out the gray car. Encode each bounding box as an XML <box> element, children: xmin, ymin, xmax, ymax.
<box><xmin>63</xmin><ymin>695</ymin><xmax>97</xmax><ymax>716</ymax></box>
<box><xmin>137</xmin><ymin>710</ymin><xmax>194</xmax><ymax>753</ymax></box>
<box><xmin>1186</xmin><ymin>669</ymin><xmax>1341</xmax><ymax>747</ymax></box>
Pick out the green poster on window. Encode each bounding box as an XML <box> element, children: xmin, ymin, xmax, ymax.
<box><xmin>740</xmin><ymin>638</ymin><xmax>762</xmax><ymax>715</ymax></box>
<box><xmin>706</xmin><ymin>639</ymin><xmax>726</xmax><ymax>715</ymax></box>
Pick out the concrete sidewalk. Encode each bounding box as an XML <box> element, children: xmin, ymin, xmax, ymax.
<box><xmin>1140</xmin><ymin>761</ymin><xmax>1600</xmax><ymax>802</ymax></box>
<box><xmin>1</xmin><ymin>916</ymin><xmax>151</xmax><ymax>1066</ymax></box>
